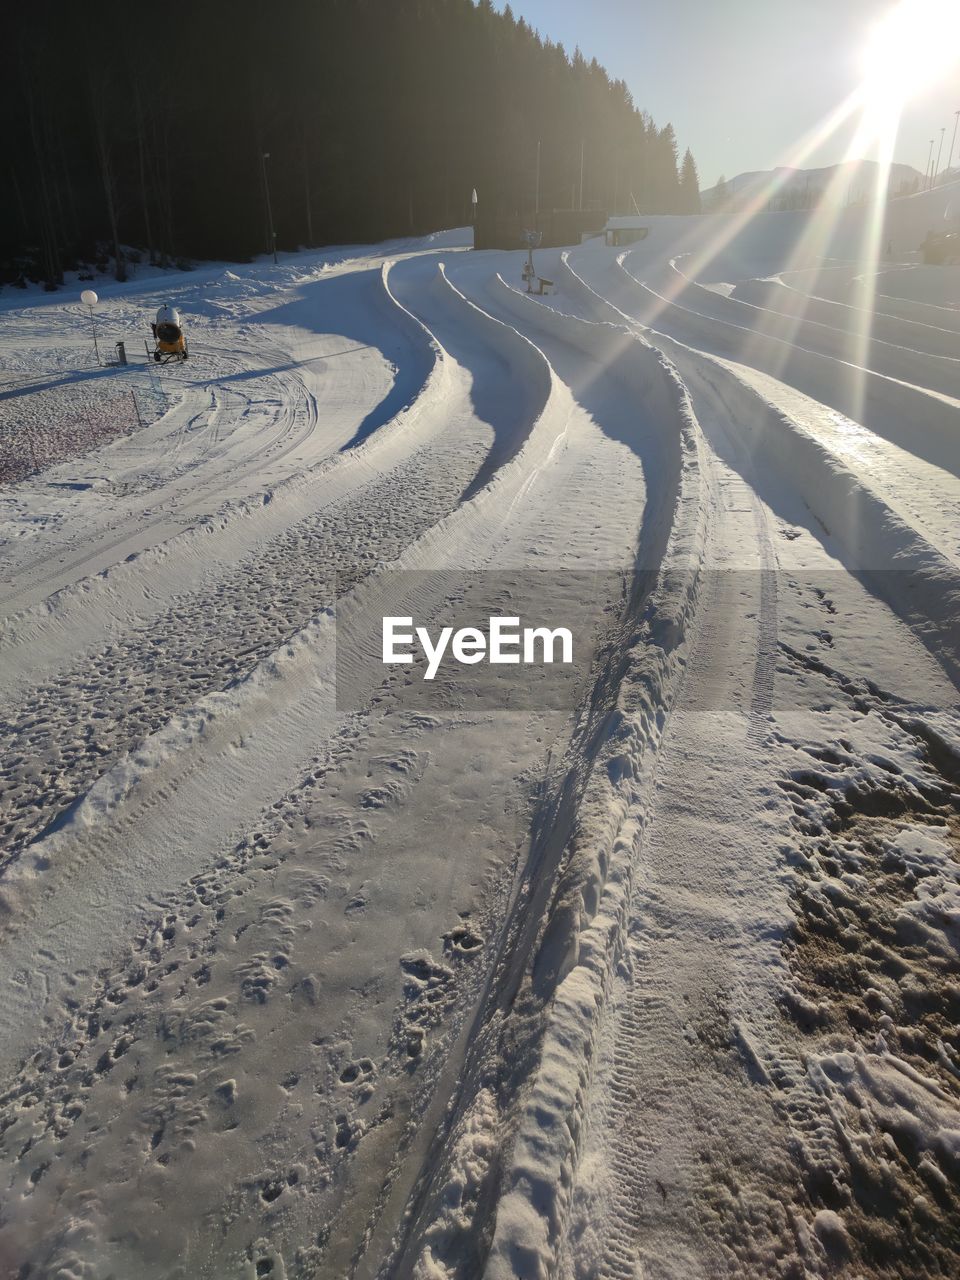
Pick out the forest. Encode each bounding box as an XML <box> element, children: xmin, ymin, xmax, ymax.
<box><xmin>2</xmin><ymin>0</ymin><xmax>701</xmax><ymax>287</ymax></box>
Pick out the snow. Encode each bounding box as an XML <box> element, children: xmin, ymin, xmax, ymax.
<box><xmin>0</xmin><ymin>194</ymin><xmax>958</xmax><ymax>1279</ymax></box>
<box><xmin>700</xmin><ymin>160</ymin><xmax>926</xmax><ymax>209</ymax></box>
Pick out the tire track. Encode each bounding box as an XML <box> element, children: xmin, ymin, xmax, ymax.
<box><xmin>382</xmin><ymin>290</ymin><xmax>700</xmax><ymax>1280</ymax></box>
<box><xmin>610</xmin><ymin>251</ymin><xmax>960</xmax><ymax>482</ymax></box>
<box><xmin>0</xmin><ymin>263</ymin><xmax>552</xmax><ymax>868</ymax></box>
<box><xmin>663</xmin><ymin>258</ymin><xmax>960</xmax><ymax>397</ymax></box>
<box><xmin>730</xmin><ymin>276</ymin><xmax>960</xmax><ymax>360</ymax></box>
<box><xmin>0</xmin><ymin>264</ymin><xmax>652</xmax><ymax>1280</ymax></box>
<box><xmin>587</xmin><ymin>360</ymin><xmax>780</xmax><ymax>1280</ymax></box>
<box><xmin>0</xmin><ymin>265</ymin><xmax>403</xmax><ymax>615</ymax></box>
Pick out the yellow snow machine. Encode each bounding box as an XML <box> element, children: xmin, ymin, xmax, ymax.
<box><xmin>151</xmin><ymin>304</ymin><xmax>188</xmax><ymax>362</ymax></box>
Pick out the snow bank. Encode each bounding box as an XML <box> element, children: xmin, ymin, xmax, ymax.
<box><xmin>0</xmin><ymin>259</ymin><xmax>451</xmax><ymax>696</ymax></box>
<box><xmin>730</xmin><ymin>277</ymin><xmax>960</xmax><ymax>361</ymax></box>
<box><xmin>563</xmin><ymin>248</ymin><xmax>960</xmax><ymax>686</ymax></box>
<box><xmin>617</xmin><ymin>254</ymin><xmax>960</xmax><ymax>481</ymax></box>
<box><xmin>481</xmin><ymin>312</ymin><xmax>709</xmax><ymax>1279</ymax></box>
<box><xmin>655</xmin><ymin>340</ymin><xmax>960</xmax><ymax>686</ymax></box>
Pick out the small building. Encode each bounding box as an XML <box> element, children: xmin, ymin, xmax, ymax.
<box><xmin>603</xmin><ymin>216</ymin><xmax>650</xmax><ymax>247</ymax></box>
<box><xmin>475</xmin><ymin>208</ymin><xmax>607</xmax><ymax>251</ymax></box>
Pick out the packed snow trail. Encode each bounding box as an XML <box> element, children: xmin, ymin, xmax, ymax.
<box><xmin>0</xmin><ymin>209</ymin><xmax>958</xmax><ymax>1280</ymax></box>
<box><xmin>0</xmin><ymin>236</ymin><xmax>666</xmax><ymax>1277</ymax></box>
<box><xmin>0</xmin><ymin>258</ymin><xmax>418</xmax><ymax>613</ymax></box>
<box><xmin>661</xmin><ymin>256</ymin><xmax>960</xmax><ymax>397</ymax></box>
<box><xmin>0</xmin><ymin>255</ymin><xmax>548</xmax><ymax>866</ymax></box>
<box><xmin>613</xmin><ymin>254</ymin><xmax>960</xmax><ymax>479</ymax></box>
<box><xmin>529</xmin><ymin>281</ymin><xmax>957</xmax><ymax>1278</ymax></box>
<box><xmin>781</xmin><ymin>262</ymin><xmax>960</xmax><ymax>330</ymax></box>
<box><xmin>476</xmin><ymin>224</ymin><xmax>960</xmax><ymax>1279</ymax></box>
<box><xmin>729</xmin><ymin>275</ymin><xmax>960</xmax><ymax>359</ymax></box>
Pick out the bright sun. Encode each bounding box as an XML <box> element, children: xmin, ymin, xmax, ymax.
<box><xmin>860</xmin><ymin>0</ymin><xmax>960</xmax><ymax>116</ymax></box>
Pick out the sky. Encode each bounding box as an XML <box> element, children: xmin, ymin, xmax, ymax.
<box><xmin>498</xmin><ymin>0</ymin><xmax>960</xmax><ymax>188</ymax></box>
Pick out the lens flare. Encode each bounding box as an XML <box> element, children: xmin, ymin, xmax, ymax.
<box><xmin>635</xmin><ymin>0</ymin><xmax>959</xmax><ymax>428</ymax></box>
<box><xmin>860</xmin><ymin>0</ymin><xmax>960</xmax><ymax>115</ymax></box>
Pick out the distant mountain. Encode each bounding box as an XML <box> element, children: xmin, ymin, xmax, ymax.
<box><xmin>702</xmin><ymin>160</ymin><xmax>926</xmax><ymax>212</ymax></box>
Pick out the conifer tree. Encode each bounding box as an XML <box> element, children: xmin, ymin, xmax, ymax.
<box><xmin>0</xmin><ymin>0</ymin><xmax>704</xmax><ymax>283</ymax></box>
<box><xmin>653</xmin><ymin>124</ymin><xmax>680</xmax><ymax>213</ymax></box>
<box><xmin>679</xmin><ymin>148</ymin><xmax>701</xmax><ymax>214</ymax></box>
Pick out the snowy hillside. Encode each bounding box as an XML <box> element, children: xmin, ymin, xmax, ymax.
<box><xmin>703</xmin><ymin>158</ymin><xmax>927</xmax><ymax>207</ymax></box>
<box><xmin>0</xmin><ymin>181</ymin><xmax>958</xmax><ymax>1280</ymax></box>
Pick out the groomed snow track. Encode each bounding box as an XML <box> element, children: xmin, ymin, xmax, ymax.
<box><xmin>0</xmin><ymin>216</ymin><xmax>958</xmax><ymax>1280</ymax></box>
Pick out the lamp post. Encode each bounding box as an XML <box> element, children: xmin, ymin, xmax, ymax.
<box><xmin>471</xmin><ymin>187</ymin><xmax>478</xmax><ymax>248</ymax></box>
<box><xmin>934</xmin><ymin>125</ymin><xmax>946</xmax><ymax>188</ymax></box>
<box><xmin>950</xmin><ymin>109</ymin><xmax>960</xmax><ymax>174</ymax></box>
<box><xmin>81</xmin><ymin>289</ymin><xmax>100</xmax><ymax>365</ymax></box>
<box><xmin>535</xmin><ymin>138</ymin><xmax>541</xmax><ymax>221</ymax></box>
<box><xmin>261</xmin><ymin>151</ymin><xmax>278</xmax><ymax>265</ymax></box>
<box><xmin>926</xmin><ymin>138</ymin><xmax>935</xmax><ymax>189</ymax></box>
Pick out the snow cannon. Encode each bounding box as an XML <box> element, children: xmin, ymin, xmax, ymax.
<box><xmin>151</xmin><ymin>304</ymin><xmax>188</xmax><ymax>363</ymax></box>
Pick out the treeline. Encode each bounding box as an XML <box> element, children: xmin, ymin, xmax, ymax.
<box><xmin>2</xmin><ymin>0</ymin><xmax>701</xmax><ymax>287</ymax></box>
<box><xmin>765</xmin><ymin>180</ymin><xmax>922</xmax><ymax>213</ymax></box>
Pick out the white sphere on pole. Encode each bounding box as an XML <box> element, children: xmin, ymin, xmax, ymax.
<box><xmin>81</xmin><ymin>290</ymin><xmax>98</xmax><ymax>307</ymax></box>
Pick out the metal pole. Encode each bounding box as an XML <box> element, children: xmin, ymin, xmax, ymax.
<box><xmin>934</xmin><ymin>126</ymin><xmax>946</xmax><ymax>187</ymax></box>
<box><xmin>261</xmin><ymin>151</ymin><xmax>278</xmax><ymax>265</ymax></box>
<box><xmin>578</xmin><ymin>138</ymin><xmax>584</xmax><ymax>212</ymax></box>
<box><xmin>926</xmin><ymin>138</ymin><xmax>935</xmax><ymax>189</ymax></box>
<box><xmin>950</xmin><ymin>109</ymin><xmax>960</xmax><ymax>172</ymax></box>
<box><xmin>261</xmin><ymin>150</ymin><xmax>268</xmax><ymax>249</ymax></box>
<box><xmin>87</xmin><ymin>305</ymin><xmax>100</xmax><ymax>365</ymax></box>
<box><xmin>303</xmin><ymin>144</ymin><xmax>314</xmax><ymax>248</ymax></box>
<box><xmin>535</xmin><ymin>139</ymin><xmax>541</xmax><ymax>219</ymax></box>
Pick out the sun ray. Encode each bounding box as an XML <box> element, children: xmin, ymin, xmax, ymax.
<box><xmin>636</xmin><ymin>0</ymin><xmax>960</xmax><ymax>426</ymax></box>
<box><xmin>632</xmin><ymin>89</ymin><xmax>867</xmax><ymax>337</ymax></box>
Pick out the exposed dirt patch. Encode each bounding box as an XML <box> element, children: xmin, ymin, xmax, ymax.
<box><xmin>774</xmin><ymin>729</ymin><xmax>960</xmax><ymax>1277</ymax></box>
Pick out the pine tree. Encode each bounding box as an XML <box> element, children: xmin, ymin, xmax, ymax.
<box><xmin>0</xmin><ymin>0</ymin><xmax>704</xmax><ymax>281</ymax></box>
<box><xmin>679</xmin><ymin>148</ymin><xmax>701</xmax><ymax>214</ymax></box>
<box><xmin>653</xmin><ymin>124</ymin><xmax>680</xmax><ymax>213</ymax></box>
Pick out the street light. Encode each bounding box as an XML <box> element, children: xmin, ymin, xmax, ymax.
<box><xmin>927</xmin><ymin>138</ymin><xmax>935</xmax><ymax>189</ymax></box>
<box><xmin>950</xmin><ymin>109</ymin><xmax>960</xmax><ymax>174</ymax></box>
<box><xmin>535</xmin><ymin>138</ymin><xmax>541</xmax><ymax>220</ymax></box>
<box><xmin>81</xmin><ymin>289</ymin><xmax>100</xmax><ymax>365</ymax></box>
<box><xmin>261</xmin><ymin>151</ymin><xmax>278</xmax><ymax>266</ymax></box>
<box><xmin>934</xmin><ymin>125</ymin><xmax>946</xmax><ymax>188</ymax></box>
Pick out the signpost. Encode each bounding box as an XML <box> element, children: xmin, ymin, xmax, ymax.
<box><xmin>261</xmin><ymin>152</ymin><xmax>278</xmax><ymax>265</ymax></box>
<box><xmin>81</xmin><ymin>289</ymin><xmax>100</xmax><ymax>365</ymax></box>
<box><xmin>521</xmin><ymin>228</ymin><xmax>542</xmax><ymax>291</ymax></box>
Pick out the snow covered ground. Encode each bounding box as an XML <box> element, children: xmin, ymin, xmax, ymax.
<box><xmin>0</xmin><ymin>189</ymin><xmax>958</xmax><ymax>1279</ymax></box>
